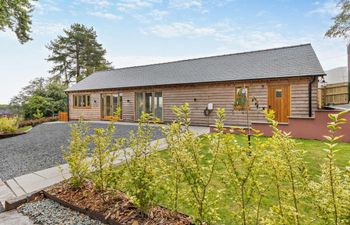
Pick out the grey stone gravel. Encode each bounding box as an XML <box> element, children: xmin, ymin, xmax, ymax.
<box><xmin>18</xmin><ymin>198</ymin><xmax>105</xmax><ymax>225</ymax></box>
<box><xmin>0</xmin><ymin>122</ymin><xmax>163</xmax><ymax>180</ymax></box>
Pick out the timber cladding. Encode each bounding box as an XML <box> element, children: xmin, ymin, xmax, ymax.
<box><xmin>68</xmin><ymin>77</ymin><xmax>318</xmax><ymax>126</ymax></box>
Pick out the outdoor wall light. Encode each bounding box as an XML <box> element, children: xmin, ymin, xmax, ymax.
<box><xmin>127</xmin><ymin>99</ymin><xmax>130</xmax><ymax>103</ymax></box>
<box><xmin>94</xmin><ymin>100</ymin><xmax>97</xmax><ymax>103</ymax></box>
<box><xmin>194</xmin><ymin>98</ymin><xmax>197</xmax><ymax>102</ymax></box>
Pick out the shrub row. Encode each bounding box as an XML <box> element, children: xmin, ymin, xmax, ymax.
<box><xmin>63</xmin><ymin>105</ymin><xmax>350</xmax><ymax>224</ymax></box>
<box><xmin>19</xmin><ymin>116</ymin><xmax>58</xmax><ymax>127</ymax></box>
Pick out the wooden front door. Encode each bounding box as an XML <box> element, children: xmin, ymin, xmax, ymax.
<box><xmin>268</xmin><ymin>84</ymin><xmax>290</xmax><ymax>122</ymax></box>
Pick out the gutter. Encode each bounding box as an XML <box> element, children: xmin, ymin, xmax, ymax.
<box><xmin>308</xmin><ymin>76</ymin><xmax>317</xmax><ymax>117</ymax></box>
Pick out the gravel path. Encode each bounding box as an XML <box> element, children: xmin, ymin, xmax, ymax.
<box><xmin>0</xmin><ymin>122</ymin><xmax>163</xmax><ymax>180</ymax></box>
<box><xmin>18</xmin><ymin>198</ymin><xmax>105</xmax><ymax>225</ymax></box>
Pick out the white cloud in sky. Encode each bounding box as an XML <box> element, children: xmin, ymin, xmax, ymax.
<box><xmin>308</xmin><ymin>0</ymin><xmax>339</xmax><ymax>16</ymax></box>
<box><xmin>33</xmin><ymin>0</ymin><xmax>61</xmax><ymax>15</ymax></box>
<box><xmin>78</xmin><ymin>0</ymin><xmax>111</xmax><ymax>8</ymax></box>
<box><xmin>116</xmin><ymin>0</ymin><xmax>161</xmax><ymax>12</ymax></box>
<box><xmin>142</xmin><ymin>22</ymin><xmax>219</xmax><ymax>38</ymax></box>
<box><xmin>32</xmin><ymin>22</ymin><xmax>67</xmax><ymax>35</ymax></box>
<box><xmin>169</xmin><ymin>0</ymin><xmax>202</xmax><ymax>9</ymax></box>
<box><xmin>88</xmin><ymin>11</ymin><xmax>122</xmax><ymax>20</ymax></box>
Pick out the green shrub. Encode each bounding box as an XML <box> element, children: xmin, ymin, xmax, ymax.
<box><xmin>0</xmin><ymin>117</ymin><xmax>19</xmax><ymax>133</ymax></box>
<box><xmin>121</xmin><ymin>112</ymin><xmax>159</xmax><ymax>214</ymax></box>
<box><xmin>90</xmin><ymin>123</ymin><xmax>122</xmax><ymax>193</ymax></box>
<box><xmin>63</xmin><ymin>119</ymin><xmax>91</xmax><ymax>189</ymax></box>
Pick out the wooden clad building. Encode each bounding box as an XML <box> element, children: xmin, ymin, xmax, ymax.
<box><xmin>66</xmin><ymin>44</ymin><xmax>325</xmax><ymax>126</ymax></box>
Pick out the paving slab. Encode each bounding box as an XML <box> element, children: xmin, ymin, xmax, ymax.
<box><xmin>0</xmin><ymin>210</ymin><xmax>33</xmax><ymax>225</ymax></box>
<box><xmin>5</xmin><ymin>179</ymin><xmax>25</xmax><ymax>197</ymax></box>
<box><xmin>0</xmin><ymin>181</ymin><xmax>15</xmax><ymax>210</ymax></box>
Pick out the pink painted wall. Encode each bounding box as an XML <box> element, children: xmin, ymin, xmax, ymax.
<box><xmin>252</xmin><ymin>110</ymin><xmax>350</xmax><ymax>142</ymax></box>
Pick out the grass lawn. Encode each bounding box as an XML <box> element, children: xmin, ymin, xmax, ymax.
<box><xmin>151</xmin><ymin>135</ymin><xmax>350</xmax><ymax>224</ymax></box>
<box><xmin>18</xmin><ymin>125</ymin><xmax>32</xmax><ymax>133</ymax></box>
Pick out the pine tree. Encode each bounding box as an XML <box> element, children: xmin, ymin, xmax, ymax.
<box><xmin>46</xmin><ymin>23</ymin><xmax>112</xmax><ymax>84</ymax></box>
<box><xmin>0</xmin><ymin>0</ymin><xmax>34</xmax><ymax>44</ymax></box>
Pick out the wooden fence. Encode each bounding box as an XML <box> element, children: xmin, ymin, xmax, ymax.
<box><xmin>58</xmin><ymin>112</ymin><xmax>68</xmax><ymax>121</ymax></box>
<box><xmin>318</xmin><ymin>82</ymin><xmax>349</xmax><ymax>108</ymax></box>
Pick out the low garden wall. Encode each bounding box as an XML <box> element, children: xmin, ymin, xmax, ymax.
<box><xmin>252</xmin><ymin>110</ymin><xmax>350</xmax><ymax>142</ymax></box>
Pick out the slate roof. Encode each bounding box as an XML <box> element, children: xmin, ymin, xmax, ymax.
<box><xmin>66</xmin><ymin>44</ymin><xmax>325</xmax><ymax>92</ymax></box>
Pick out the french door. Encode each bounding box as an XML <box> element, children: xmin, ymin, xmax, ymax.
<box><xmin>135</xmin><ymin>92</ymin><xmax>163</xmax><ymax>120</ymax></box>
<box><xmin>101</xmin><ymin>93</ymin><xmax>122</xmax><ymax>120</ymax></box>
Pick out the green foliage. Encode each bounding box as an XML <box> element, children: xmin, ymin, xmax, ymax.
<box><xmin>325</xmin><ymin>0</ymin><xmax>350</xmax><ymax>38</ymax></box>
<box><xmin>46</xmin><ymin>23</ymin><xmax>112</xmax><ymax>85</ymax></box>
<box><xmin>0</xmin><ymin>117</ymin><xmax>19</xmax><ymax>133</ymax></box>
<box><xmin>63</xmin><ymin>119</ymin><xmax>91</xmax><ymax>189</ymax></box>
<box><xmin>0</xmin><ymin>0</ymin><xmax>34</xmax><ymax>43</ymax></box>
<box><xmin>62</xmin><ymin>104</ymin><xmax>350</xmax><ymax>224</ymax></box>
<box><xmin>10</xmin><ymin>78</ymin><xmax>67</xmax><ymax>119</ymax></box>
<box><xmin>220</xmin><ymin>128</ymin><xmax>268</xmax><ymax>224</ymax></box>
<box><xmin>122</xmin><ymin>112</ymin><xmax>159</xmax><ymax>214</ymax></box>
<box><xmin>263</xmin><ymin>109</ymin><xmax>310</xmax><ymax>225</ymax></box>
<box><xmin>162</xmin><ymin>104</ymin><xmax>223</xmax><ymax>224</ymax></box>
<box><xmin>90</xmin><ymin>123</ymin><xmax>122</xmax><ymax>193</ymax></box>
<box><xmin>311</xmin><ymin>111</ymin><xmax>350</xmax><ymax>225</ymax></box>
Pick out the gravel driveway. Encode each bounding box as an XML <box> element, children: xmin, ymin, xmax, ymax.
<box><xmin>0</xmin><ymin>122</ymin><xmax>163</xmax><ymax>181</ymax></box>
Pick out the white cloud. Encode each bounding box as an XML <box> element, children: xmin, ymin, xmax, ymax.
<box><xmin>149</xmin><ymin>9</ymin><xmax>169</xmax><ymax>20</ymax></box>
<box><xmin>109</xmin><ymin>55</ymin><xmax>193</xmax><ymax>68</ymax></box>
<box><xmin>88</xmin><ymin>12</ymin><xmax>122</xmax><ymax>20</ymax></box>
<box><xmin>116</xmin><ymin>0</ymin><xmax>161</xmax><ymax>12</ymax></box>
<box><xmin>142</xmin><ymin>22</ymin><xmax>218</xmax><ymax>38</ymax></box>
<box><xmin>308</xmin><ymin>0</ymin><xmax>339</xmax><ymax>16</ymax></box>
<box><xmin>33</xmin><ymin>0</ymin><xmax>61</xmax><ymax>15</ymax></box>
<box><xmin>32</xmin><ymin>22</ymin><xmax>67</xmax><ymax>35</ymax></box>
<box><xmin>78</xmin><ymin>0</ymin><xmax>111</xmax><ymax>8</ymax></box>
<box><xmin>169</xmin><ymin>0</ymin><xmax>202</xmax><ymax>9</ymax></box>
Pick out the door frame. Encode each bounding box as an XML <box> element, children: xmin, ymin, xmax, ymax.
<box><xmin>134</xmin><ymin>91</ymin><xmax>163</xmax><ymax>122</ymax></box>
<box><xmin>100</xmin><ymin>93</ymin><xmax>123</xmax><ymax>121</ymax></box>
<box><xmin>267</xmin><ymin>84</ymin><xmax>291</xmax><ymax>122</ymax></box>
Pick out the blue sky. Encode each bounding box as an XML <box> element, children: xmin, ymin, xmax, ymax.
<box><xmin>0</xmin><ymin>0</ymin><xmax>347</xmax><ymax>104</ymax></box>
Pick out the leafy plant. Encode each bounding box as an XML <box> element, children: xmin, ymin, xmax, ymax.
<box><xmin>312</xmin><ymin>111</ymin><xmax>350</xmax><ymax>225</ymax></box>
<box><xmin>33</xmin><ymin>109</ymin><xmax>44</xmax><ymax>119</ymax></box>
<box><xmin>122</xmin><ymin>112</ymin><xmax>159</xmax><ymax>214</ymax></box>
<box><xmin>165</xmin><ymin>104</ymin><xmax>223</xmax><ymax>224</ymax></box>
<box><xmin>63</xmin><ymin>118</ymin><xmax>91</xmax><ymax>189</ymax></box>
<box><xmin>90</xmin><ymin>123</ymin><xmax>121</xmax><ymax>193</ymax></box>
<box><xmin>263</xmin><ymin>110</ymin><xmax>310</xmax><ymax>225</ymax></box>
<box><xmin>0</xmin><ymin>117</ymin><xmax>19</xmax><ymax>133</ymax></box>
<box><xmin>220</xmin><ymin>127</ymin><xmax>268</xmax><ymax>225</ymax></box>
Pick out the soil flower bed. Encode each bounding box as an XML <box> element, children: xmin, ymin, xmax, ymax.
<box><xmin>44</xmin><ymin>180</ymin><xmax>192</xmax><ymax>225</ymax></box>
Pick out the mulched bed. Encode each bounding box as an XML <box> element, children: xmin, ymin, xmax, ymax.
<box><xmin>0</xmin><ymin>131</ymin><xmax>26</xmax><ymax>139</ymax></box>
<box><xmin>44</xmin><ymin>181</ymin><xmax>192</xmax><ymax>225</ymax></box>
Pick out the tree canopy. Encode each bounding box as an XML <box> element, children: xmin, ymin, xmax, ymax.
<box><xmin>326</xmin><ymin>0</ymin><xmax>350</xmax><ymax>38</ymax></box>
<box><xmin>10</xmin><ymin>78</ymin><xmax>67</xmax><ymax>119</ymax></box>
<box><xmin>47</xmin><ymin>23</ymin><xmax>112</xmax><ymax>85</ymax></box>
<box><xmin>0</xmin><ymin>0</ymin><xmax>34</xmax><ymax>44</ymax></box>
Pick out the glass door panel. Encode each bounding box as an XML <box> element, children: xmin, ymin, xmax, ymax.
<box><xmin>135</xmin><ymin>93</ymin><xmax>144</xmax><ymax>120</ymax></box>
<box><xmin>145</xmin><ymin>92</ymin><xmax>153</xmax><ymax>114</ymax></box>
<box><xmin>135</xmin><ymin>92</ymin><xmax>163</xmax><ymax>120</ymax></box>
<box><xmin>105</xmin><ymin>95</ymin><xmax>111</xmax><ymax>117</ymax></box>
<box><xmin>154</xmin><ymin>92</ymin><xmax>163</xmax><ymax>119</ymax></box>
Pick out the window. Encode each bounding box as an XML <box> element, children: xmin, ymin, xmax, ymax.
<box><xmin>275</xmin><ymin>89</ymin><xmax>282</xmax><ymax>97</ymax></box>
<box><xmin>73</xmin><ymin>94</ymin><xmax>91</xmax><ymax>108</ymax></box>
<box><xmin>135</xmin><ymin>92</ymin><xmax>163</xmax><ymax>120</ymax></box>
<box><xmin>234</xmin><ymin>87</ymin><xmax>248</xmax><ymax>110</ymax></box>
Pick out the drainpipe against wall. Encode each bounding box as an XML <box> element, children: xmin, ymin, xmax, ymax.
<box><xmin>308</xmin><ymin>76</ymin><xmax>317</xmax><ymax>117</ymax></box>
